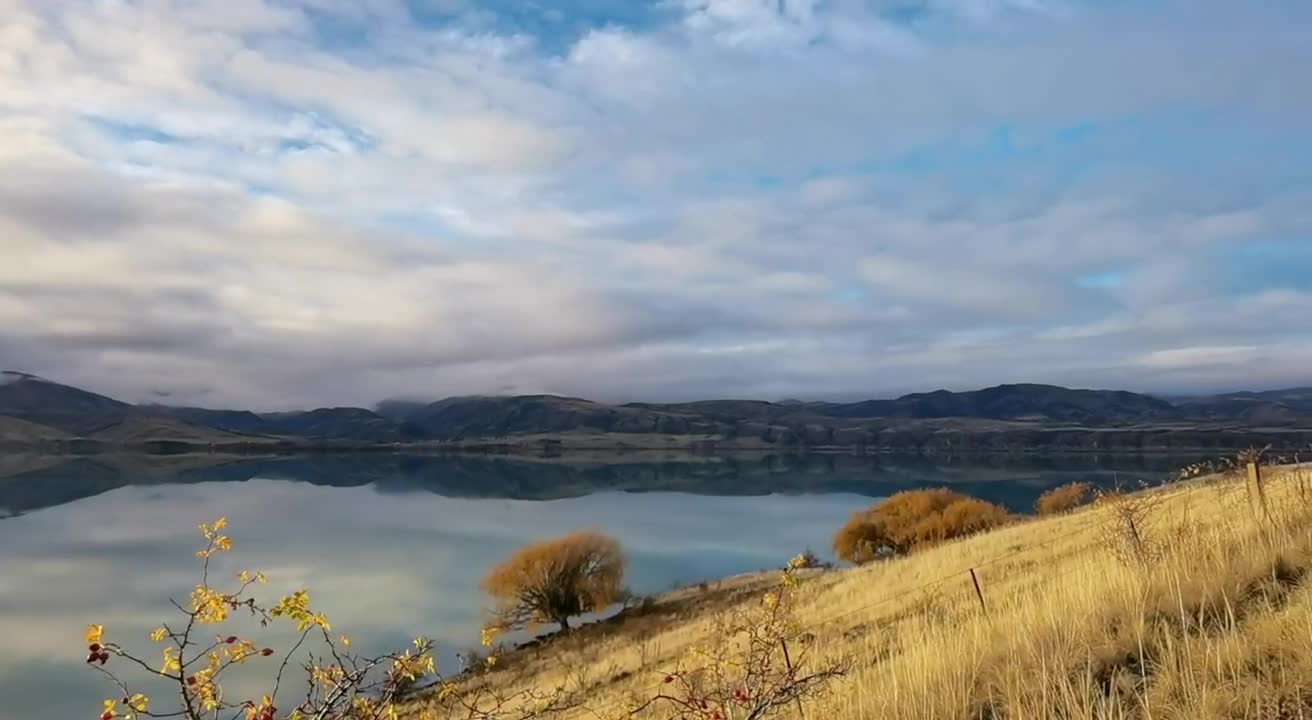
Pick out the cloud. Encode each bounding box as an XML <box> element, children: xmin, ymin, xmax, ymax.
<box><xmin>0</xmin><ymin>0</ymin><xmax>1309</xmax><ymax>407</ymax></box>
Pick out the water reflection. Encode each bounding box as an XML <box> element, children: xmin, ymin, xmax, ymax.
<box><xmin>0</xmin><ymin>451</ymin><xmax>1201</xmax><ymax>518</ymax></box>
<box><xmin>0</xmin><ymin>452</ymin><xmax>1200</xmax><ymax>717</ymax></box>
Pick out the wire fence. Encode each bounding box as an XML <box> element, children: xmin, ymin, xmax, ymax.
<box><xmin>603</xmin><ymin>466</ymin><xmax>1301</xmax><ymax>711</ymax></box>
<box><xmin>598</xmin><ymin>510</ymin><xmax>1122</xmax><ymax>708</ymax></box>
<box><xmin>405</xmin><ymin>464</ymin><xmax>1302</xmax><ymax>716</ymax></box>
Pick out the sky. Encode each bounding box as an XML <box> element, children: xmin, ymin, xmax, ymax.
<box><xmin>1</xmin><ymin>0</ymin><xmax>1310</xmax><ymax>410</ymax></box>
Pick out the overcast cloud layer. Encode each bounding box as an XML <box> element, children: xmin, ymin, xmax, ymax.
<box><xmin>1</xmin><ymin>0</ymin><xmax>1310</xmax><ymax>410</ymax></box>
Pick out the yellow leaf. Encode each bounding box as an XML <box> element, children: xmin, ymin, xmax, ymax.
<box><xmin>160</xmin><ymin>647</ymin><xmax>181</xmax><ymax>674</ymax></box>
<box><xmin>150</xmin><ymin>627</ymin><xmax>168</xmax><ymax>643</ymax></box>
<box><xmin>213</xmin><ymin>517</ymin><xmax>228</xmax><ymax>530</ymax></box>
<box><xmin>85</xmin><ymin>624</ymin><xmax>104</xmax><ymax>645</ymax></box>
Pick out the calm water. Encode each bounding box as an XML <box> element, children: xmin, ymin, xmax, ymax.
<box><xmin>0</xmin><ymin>452</ymin><xmax>1200</xmax><ymax>718</ymax></box>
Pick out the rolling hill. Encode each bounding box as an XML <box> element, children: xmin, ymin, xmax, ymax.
<box><xmin>0</xmin><ymin>371</ymin><xmax>136</xmax><ymax>434</ymax></box>
<box><xmin>0</xmin><ymin>415</ymin><xmax>71</xmax><ymax>445</ymax></box>
<box><xmin>4</xmin><ymin>370</ymin><xmax>1312</xmax><ymax>452</ymax></box>
<box><xmin>824</xmin><ymin>384</ymin><xmax>1178</xmax><ymax>422</ymax></box>
<box><xmin>146</xmin><ymin>406</ymin><xmax>270</xmax><ymax>434</ymax></box>
<box><xmin>87</xmin><ymin>416</ymin><xmax>258</xmax><ymax>445</ymax></box>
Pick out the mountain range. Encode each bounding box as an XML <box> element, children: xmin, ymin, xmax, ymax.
<box><xmin>3</xmin><ymin>370</ymin><xmax>1312</xmax><ymax>453</ymax></box>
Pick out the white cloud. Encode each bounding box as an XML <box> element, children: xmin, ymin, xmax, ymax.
<box><xmin>1137</xmin><ymin>346</ymin><xmax>1261</xmax><ymax>370</ymax></box>
<box><xmin>0</xmin><ymin>0</ymin><xmax>1309</xmax><ymax>405</ymax></box>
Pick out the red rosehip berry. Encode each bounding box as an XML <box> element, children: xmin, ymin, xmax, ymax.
<box><xmin>101</xmin><ymin>712</ymin><xmax>114</xmax><ymax>720</ymax></box>
<box><xmin>260</xmin><ymin>648</ymin><xmax>275</xmax><ymax>656</ymax></box>
<box><xmin>225</xmin><ymin>636</ymin><xmax>238</xmax><ymax>644</ymax></box>
<box><xmin>187</xmin><ymin>676</ymin><xmax>197</xmax><ymax>686</ymax></box>
<box><xmin>98</xmin><ymin>652</ymin><xmax>109</xmax><ymax>665</ymax></box>
<box><xmin>89</xmin><ymin>643</ymin><xmax>102</xmax><ymax>653</ymax></box>
<box><xmin>663</xmin><ymin>675</ymin><xmax>674</xmax><ymax>684</ymax></box>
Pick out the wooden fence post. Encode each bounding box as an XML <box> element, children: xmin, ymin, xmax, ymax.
<box><xmin>969</xmin><ymin>568</ymin><xmax>987</xmax><ymax>615</ymax></box>
<box><xmin>1247</xmin><ymin>462</ymin><xmax>1271</xmax><ymax>526</ymax></box>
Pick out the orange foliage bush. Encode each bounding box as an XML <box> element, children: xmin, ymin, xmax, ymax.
<box><xmin>481</xmin><ymin>531</ymin><xmax>625</xmax><ymax>632</ymax></box>
<box><xmin>832</xmin><ymin>489</ymin><xmax>1012</xmax><ymax>564</ymax></box>
<box><xmin>1035</xmin><ymin>482</ymin><xmax>1095</xmax><ymax>515</ymax></box>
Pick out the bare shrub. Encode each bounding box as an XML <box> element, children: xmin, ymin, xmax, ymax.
<box><xmin>1097</xmin><ymin>487</ymin><xmax>1165</xmax><ymax>567</ymax></box>
<box><xmin>631</xmin><ymin>569</ymin><xmax>849</xmax><ymax>720</ymax></box>
<box><xmin>481</xmin><ymin>531</ymin><xmax>625</xmax><ymax>633</ymax></box>
<box><xmin>1036</xmin><ymin>482</ymin><xmax>1095</xmax><ymax>516</ymax></box>
<box><xmin>833</xmin><ymin>489</ymin><xmax>1013</xmax><ymax>564</ymax></box>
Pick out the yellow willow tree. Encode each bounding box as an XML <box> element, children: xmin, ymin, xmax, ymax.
<box><xmin>480</xmin><ymin>531</ymin><xmax>625</xmax><ymax>633</ymax></box>
<box><xmin>82</xmin><ymin>518</ymin><xmax>577</xmax><ymax>720</ymax></box>
<box><xmin>832</xmin><ymin>488</ymin><xmax>1012</xmax><ymax>564</ymax></box>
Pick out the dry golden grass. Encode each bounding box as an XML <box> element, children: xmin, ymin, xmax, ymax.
<box><xmin>405</xmin><ymin>464</ymin><xmax>1312</xmax><ymax>720</ymax></box>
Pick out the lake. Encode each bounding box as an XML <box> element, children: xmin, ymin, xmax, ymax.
<box><xmin>0</xmin><ymin>452</ymin><xmax>1203</xmax><ymax>718</ymax></box>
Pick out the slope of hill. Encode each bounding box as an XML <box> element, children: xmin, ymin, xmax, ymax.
<box><xmin>0</xmin><ymin>371</ymin><xmax>136</xmax><ymax>434</ymax></box>
<box><xmin>826</xmin><ymin>383</ymin><xmax>1179</xmax><ymax>422</ymax></box>
<box><xmin>405</xmin><ymin>395</ymin><xmax>721</xmax><ymax>439</ymax></box>
<box><xmin>401</xmin><ymin>464</ymin><xmax>1312</xmax><ymax>720</ymax></box>
<box><xmin>262</xmin><ymin>407</ymin><xmax>410</xmax><ymax>442</ymax></box>
<box><xmin>1173</xmin><ymin>387</ymin><xmax>1312</xmax><ymax>425</ymax></box>
<box><xmin>88</xmin><ymin>416</ymin><xmax>257</xmax><ymax>445</ymax></box>
<box><xmin>374</xmin><ymin>399</ymin><xmax>432</xmax><ymax>422</ymax></box>
<box><xmin>8</xmin><ymin>370</ymin><xmax>1312</xmax><ymax>451</ymax></box>
<box><xmin>0</xmin><ymin>415</ymin><xmax>71</xmax><ymax>445</ymax></box>
<box><xmin>145</xmin><ymin>406</ymin><xmax>270</xmax><ymax>434</ymax></box>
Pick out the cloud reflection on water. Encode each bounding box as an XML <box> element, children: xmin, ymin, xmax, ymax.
<box><xmin>0</xmin><ymin>479</ymin><xmax>867</xmax><ymax>718</ymax></box>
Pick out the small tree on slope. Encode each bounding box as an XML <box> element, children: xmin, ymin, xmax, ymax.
<box><xmin>481</xmin><ymin>531</ymin><xmax>625</xmax><ymax>633</ymax></box>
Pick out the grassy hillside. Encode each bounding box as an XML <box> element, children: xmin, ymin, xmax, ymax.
<box><xmin>0</xmin><ymin>415</ymin><xmax>71</xmax><ymax>444</ymax></box>
<box><xmin>88</xmin><ymin>416</ymin><xmax>262</xmax><ymax>444</ymax></box>
<box><xmin>404</xmin><ymin>464</ymin><xmax>1312</xmax><ymax>719</ymax></box>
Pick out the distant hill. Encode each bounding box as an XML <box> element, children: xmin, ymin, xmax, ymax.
<box><xmin>1173</xmin><ymin>387</ymin><xmax>1312</xmax><ymax>425</ymax></box>
<box><xmin>5</xmin><ymin>370</ymin><xmax>1312</xmax><ymax>452</ymax></box>
<box><xmin>403</xmin><ymin>395</ymin><xmax>721</xmax><ymax>439</ymax></box>
<box><xmin>262</xmin><ymin>407</ymin><xmax>412</xmax><ymax>442</ymax></box>
<box><xmin>0</xmin><ymin>371</ymin><xmax>136</xmax><ymax>434</ymax></box>
<box><xmin>88</xmin><ymin>416</ymin><xmax>256</xmax><ymax>445</ymax></box>
<box><xmin>374</xmin><ymin>399</ymin><xmax>433</xmax><ymax>422</ymax></box>
<box><xmin>825</xmin><ymin>384</ymin><xmax>1178</xmax><ymax>423</ymax></box>
<box><xmin>0</xmin><ymin>415</ymin><xmax>71</xmax><ymax>445</ymax></box>
<box><xmin>146</xmin><ymin>406</ymin><xmax>270</xmax><ymax>434</ymax></box>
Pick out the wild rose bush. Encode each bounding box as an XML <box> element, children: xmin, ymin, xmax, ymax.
<box><xmin>80</xmin><ymin>517</ymin><xmax>552</xmax><ymax>720</ymax></box>
<box><xmin>629</xmin><ymin>568</ymin><xmax>850</xmax><ymax>720</ymax></box>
